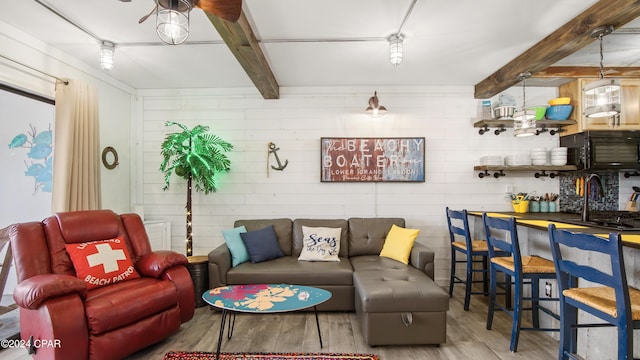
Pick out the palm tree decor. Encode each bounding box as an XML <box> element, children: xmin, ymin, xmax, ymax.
<box><xmin>160</xmin><ymin>121</ymin><xmax>233</xmax><ymax>256</ymax></box>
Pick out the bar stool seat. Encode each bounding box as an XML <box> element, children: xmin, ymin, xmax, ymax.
<box><xmin>491</xmin><ymin>255</ymin><xmax>557</xmax><ymax>274</ymax></box>
<box><xmin>563</xmin><ymin>286</ymin><xmax>640</xmax><ymax>320</ymax></box>
<box><xmin>452</xmin><ymin>240</ymin><xmax>490</xmax><ymax>252</ymax></box>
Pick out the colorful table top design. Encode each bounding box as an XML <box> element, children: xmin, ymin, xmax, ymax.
<box><xmin>202</xmin><ymin>284</ymin><xmax>332</xmax><ymax>313</ymax></box>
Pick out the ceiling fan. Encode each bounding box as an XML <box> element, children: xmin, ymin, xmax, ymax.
<box><xmin>138</xmin><ymin>0</ymin><xmax>242</xmax><ymax>44</ymax></box>
<box><xmin>139</xmin><ymin>0</ymin><xmax>242</xmax><ymax>23</ymax></box>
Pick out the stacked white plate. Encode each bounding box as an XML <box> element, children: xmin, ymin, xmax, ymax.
<box><xmin>505</xmin><ymin>153</ymin><xmax>531</xmax><ymax>166</ymax></box>
<box><xmin>530</xmin><ymin>147</ymin><xmax>548</xmax><ymax>166</ymax></box>
<box><xmin>550</xmin><ymin>147</ymin><xmax>568</xmax><ymax>166</ymax></box>
<box><xmin>480</xmin><ymin>155</ymin><xmax>503</xmax><ymax>166</ymax></box>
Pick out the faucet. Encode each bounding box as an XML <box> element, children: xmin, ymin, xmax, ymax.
<box><xmin>582</xmin><ymin>173</ymin><xmax>604</xmax><ymax>222</ymax></box>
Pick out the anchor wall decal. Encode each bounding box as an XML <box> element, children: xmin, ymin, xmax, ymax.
<box><xmin>267</xmin><ymin>142</ymin><xmax>288</xmax><ymax>174</ymax></box>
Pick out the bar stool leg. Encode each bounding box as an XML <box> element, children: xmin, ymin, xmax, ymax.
<box><xmin>464</xmin><ymin>254</ymin><xmax>473</xmax><ymax>310</ymax></box>
<box><xmin>510</xmin><ymin>279</ymin><xmax>524</xmax><ymax>352</ymax></box>
<box><xmin>486</xmin><ymin>265</ymin><xmax>498</xmax><ymax>330</ymax></box>
<box><xmin>531</xmin><ymin>277</ymin><xmax>540</xmax><ymax>329</ymax></box>
<box><xmin>482</xmin><ymin>255</ymin><xmax>489</xmax><ymax>295</ymax></box>
<box><xmin>449</xmin><ymin>249</ymin><xmax>456</xmax><ymax>298</ymax></box>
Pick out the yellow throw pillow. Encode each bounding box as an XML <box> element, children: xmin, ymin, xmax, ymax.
<box><xmin>379</xmin><ymin>224</ymin><xmax>420</xmax><ymax>264</ymax></box>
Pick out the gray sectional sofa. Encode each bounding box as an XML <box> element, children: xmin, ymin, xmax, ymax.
<box><xmin>207</xmin><ymin>217</ymin><xmax>449</xmax><ymax>346</ymax></box>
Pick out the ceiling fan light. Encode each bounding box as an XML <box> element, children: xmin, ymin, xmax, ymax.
<box><xmin>100</xmin><ymin>41</ymin><xmax>115</xmax><ymax>71</ymax></box>
<box><xmin>388</xmin><ymin>34</ymin><xmax>403</xmax><ymax>66</ymax></box>
<box><xmin>156</xmin><ymin>0</ymin><xmax>192</xmax><ymax>45</ymax></box>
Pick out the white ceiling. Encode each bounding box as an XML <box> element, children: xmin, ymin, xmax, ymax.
<box><xmin>1</xmin><ymin>0</ymin><xmax>638</xmax><ymax>93</ymax></box>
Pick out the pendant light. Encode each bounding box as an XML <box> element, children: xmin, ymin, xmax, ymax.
<box><xmin>156</xmin><ymin>0</ymin><xmax>192</xmax><ymax>45</ymax></box>
<box><xmin>365</xmin><ymin>91</ymin><xmax>387</xmax><ymax>117</ymax></box>
<box><xmin>583</xmin><ymin>25</ymin><xmax>621</xmax><ymax>118</ymax></box>
<box><xmin>513</xmin><ymin>72</ymin><xmax>536</xmax><ymax>137</ymax></box>
<box><xmin>389</xmin><ymin>34</ymin><xmax>404</xmax><ymax>66</ymax></box>
<box><xmin>100</xmin><ymin>41</ymin><xmax>115</xmax><ymax>71</ymax></box>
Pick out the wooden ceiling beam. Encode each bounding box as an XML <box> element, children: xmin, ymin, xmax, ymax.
<box><xmin>533</xmin><ymin>66</ymin><xmax>640</xmax><ymax>78</ymax></box>
<box><xmin>474</xmin><ymin>0</ymin><xmax>640</xmax><ymax>99</ymax></box>
<box><xmin>205</xmin><ymin>10</ymin><xmax>280</xmax><ymax>99</ymax></box>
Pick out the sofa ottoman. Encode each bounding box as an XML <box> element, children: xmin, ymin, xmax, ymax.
<box><xmin>353</xmin><ymin>262</ymin><xmax>449</xmax><ymax>346</ymax></box>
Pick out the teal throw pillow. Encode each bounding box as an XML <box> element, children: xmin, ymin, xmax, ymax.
<box><xmin>240</xmin><ymin>225</ymin><xmax>284</xmax><ymax>263</ymax></box>
<box><xmin>222</xmin><ymin>225</ymin><xmax>249</xmax><ymax>267</ymax></box>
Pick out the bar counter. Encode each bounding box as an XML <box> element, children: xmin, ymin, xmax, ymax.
<box><xmin>465</xmin><ymin>210</ymin><xmax>640</xmax><ymax>358</ymax></box>
<box><xmin>467</xmin><ymin>211</ymin><xmax>640</xmax><ymax>249</ymax></box>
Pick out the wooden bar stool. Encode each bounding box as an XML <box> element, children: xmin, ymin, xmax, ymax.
<box><xmin>548</xmin><ymin>224</ymin><xmax>640</xmax><ymax>360</ymax></box>
<box><xmin>483</xmin><ymin>213</ymin><xmax>560</xmax><ymax>352</ymax></box>
<box><xmin>446</xmin><ymin>208</ymin><xmax>510</xmax><ymax>311</ymax></box>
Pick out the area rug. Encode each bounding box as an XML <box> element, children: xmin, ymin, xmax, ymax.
<box><xmin>163</xmin><ymin>351</ymin><xmax>379</xmax><ymax>360</ymax></box>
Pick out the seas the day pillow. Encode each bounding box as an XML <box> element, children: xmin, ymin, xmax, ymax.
<box><xmin>240</xmin><ymin>225</ymin><xmax>284</xmax><ymax>263</ymax></box>
<box><xmin>298</xmin><ymin>226</ymin><xmax>342</xmax><ymax>262</ymax></box>
<box><xmin>222</xmin><ymin>225</ymin><xmax>249</xmax><ymax>267</ymax></box>
<box><xmin>65</xmin><ymin>237</ymin><xmax>140</xmax><ymax>290</ymax></box>
<box><xmin>379</xmin><ymin>224</ymin><xmax>420</xmax><ymax>265</ymax></box>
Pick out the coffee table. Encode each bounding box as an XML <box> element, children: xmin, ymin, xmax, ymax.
<box><xmin>203</xmin><ymin>284</ymin><xmax>332</xmax><ymax>359</ymax></box>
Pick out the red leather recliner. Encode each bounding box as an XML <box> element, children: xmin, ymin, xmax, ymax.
<box><xmin>9</xmin><ymin>210</ymin><xmax>195</xmax><ymax>360</ymax></box>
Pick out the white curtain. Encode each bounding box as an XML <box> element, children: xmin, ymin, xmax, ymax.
<box><xmin>52</xmin><ymin>80</ymin><xmax>101</xmax><ymax>212</ymax></box>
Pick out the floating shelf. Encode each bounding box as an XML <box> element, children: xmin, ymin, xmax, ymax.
<box><xmin>474</xmin><ymin>165</ymin><xmax>578</xmax><ymax>178</ymax></box>
<box><xmin>474</xmin><ymin>119</ymin><xmax>577</xmax><ymax>136</ymax></box>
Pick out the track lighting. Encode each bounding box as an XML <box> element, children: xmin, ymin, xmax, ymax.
<box><xmin>100</xmin><ymin>41</ymin><xmax>115</xmax><ymax>71</ymax></box>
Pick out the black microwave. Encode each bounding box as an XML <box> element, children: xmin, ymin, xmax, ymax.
<box><xmin>559</xmin><ymin>130</ymin><xmax>640</xmax><ymax>171</ymax></box>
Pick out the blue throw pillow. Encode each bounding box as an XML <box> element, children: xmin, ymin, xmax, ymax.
<box><xmin>240</xmin><ymin>225</ymin><xmax>284</xmax><ymax>263</ymax></box>
<box><xmin>222</xmin><ymin>226</ymin><xmax>248</xmax><ymax>267</ymax></box>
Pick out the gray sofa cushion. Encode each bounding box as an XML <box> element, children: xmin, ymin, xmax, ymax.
<box><xmin>347</xmin><ymin>218</ymin><xmax>405</xmax><ymax>256</ymax></box>
<box><xmin>227</xmin><ymin>256</ymin><xmax>354</xmax><ymax>286</ymax></box>
<box><xmin>234</xmin><ymin>219</ymin><xmax>293</xmax><ymax>256</ymax></box>
<box><xmin>292</xmin><ymin>219</ymin><xmax>349</xmax><ymax>257</ymax></box>
<box><xmin>353</xmin><ymin>267</ymin><xmax>449</xmax><ymax>313</ymax></box>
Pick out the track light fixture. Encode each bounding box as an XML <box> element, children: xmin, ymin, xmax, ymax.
<box><xmin>100</xmin><ymin>41</ymin><xmax>115</xmax><ymax>71</ymax></box>
<box><xmin>388</xmin><ymin>34</ymin><xmax>404</xmax><ymax>66</ymax></box>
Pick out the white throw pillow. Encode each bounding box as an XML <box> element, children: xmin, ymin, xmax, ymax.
<box><xmin>298</xmin><ymin>226</ymin><xmax>341</xmax><ymax>262</ymax></box>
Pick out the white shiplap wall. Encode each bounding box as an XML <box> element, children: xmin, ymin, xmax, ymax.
<box><xmin>135</xmin><ymin>86</ymin><xmax>561</xmax><ymax>284</ymax></box>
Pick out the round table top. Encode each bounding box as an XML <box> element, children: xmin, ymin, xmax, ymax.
<box><xmin>202</xmin><ymin>284</ymin><xmax>332</xmax><ymax>313</ymax></box>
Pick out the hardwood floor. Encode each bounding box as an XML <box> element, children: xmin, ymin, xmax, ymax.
<box><xmin>0</xmin><ymin>287</ymin><xmax>559</xmax><ymax>359</ymax></box>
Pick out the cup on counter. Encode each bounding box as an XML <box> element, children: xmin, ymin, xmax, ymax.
<box><xmin>549</xmin><ymin>201</ymin><xmax>557</xmax><ymax>212</ymax></box>
<box><xmin>529</xmin><ymin>201</ymin><xmax>540</xmax><ymax>213</ymax></box>
<box><xmin>512</xmin><ymin>200</ymin><xmax>529</xmax><ymax>213</ymax></box>
<box><xmin>540</xmin><ymin>201</ymin><xmax>549</xmax><ymax>213</ymax></box>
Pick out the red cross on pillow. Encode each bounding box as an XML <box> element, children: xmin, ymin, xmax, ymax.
<box><xmin>66</xmin><ymin>237</ymin><xmax>140</xmax><ymax>290</ymax></box>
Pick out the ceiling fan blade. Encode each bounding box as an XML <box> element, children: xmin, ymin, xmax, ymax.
<box><xmin>195</xmin><ymin>0</ymin><xmax>242</xmax><ymax>22</ymax></box>
<box><xmin>138</xmin><ymin>4</ymin><xmax>158</xmax><ymax>24</ymax></box>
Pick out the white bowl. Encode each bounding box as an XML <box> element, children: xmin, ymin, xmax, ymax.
<box><xmin>532</xmin><ymin>159</ymin><xmax>547</xmax><ymax>165</ymax></box>
<box><xmin>551</xmin><ymin>159</ymin><xmax>567</xmax><ymax>166</ymax></box>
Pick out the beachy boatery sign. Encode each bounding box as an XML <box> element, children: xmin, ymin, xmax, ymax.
<box><xmin>320</xmin><ymin>137</ymin><xmax>425</xmax><ymax>182</ymax></box>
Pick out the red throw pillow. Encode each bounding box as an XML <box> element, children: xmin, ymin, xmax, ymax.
<box><xmin>65</xmin><ymin>237</ymin><xmax>140</xmax><ymax>290</ymax></box>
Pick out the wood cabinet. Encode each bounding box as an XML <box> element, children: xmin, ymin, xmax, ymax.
<box><xmin>559</xmin><ymin>79</ymin><xmax>640</xmax><ymax>135</ymax></box>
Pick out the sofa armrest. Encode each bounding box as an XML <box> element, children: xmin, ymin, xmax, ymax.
<box><xmin>136</xmin><ymin>251</ymin><xmax>188</xmax><ymax>278</ymax></box>
<box><xmin>13</xmin><ymin>274</ymin><xmax>86</xmax><ymax>309</ymax></box>
<box><xmin>410</xmin><ymin>242</ymin><xmax>435</xmax><ymax>280</ymax></box>
<box><xmin>208</xmin><ymin>244</ymin><xmax>232</xmax><ymax>288</ymax></box>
